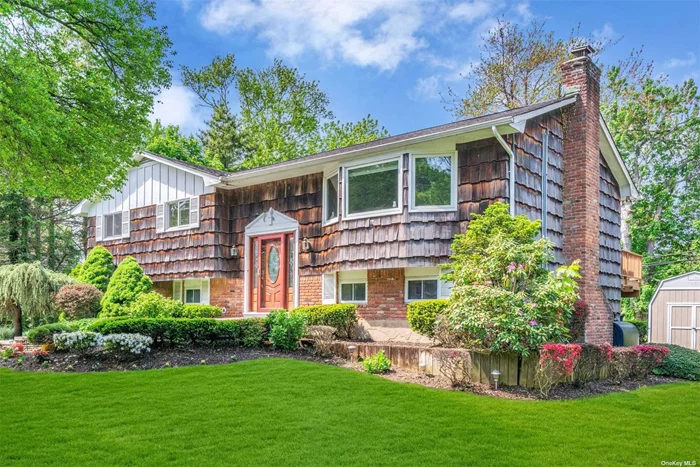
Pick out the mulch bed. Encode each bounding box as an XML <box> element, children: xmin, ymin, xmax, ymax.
<box><xmin>0</xmin><ymin>346</ymin><xmax>682</xmax><ymax>400</ymax></box>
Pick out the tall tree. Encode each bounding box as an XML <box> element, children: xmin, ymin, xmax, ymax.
<box><xmin>0</xmin><ymin>0</ymin><xmax>172</xmax><ymax>200</ymax></box>
<box><xmin>145</xmin><ymin>121</ymin><xmax>205</xmax><ymax>165</ymax></box>
<box><xmin>310</xmin><ymin>116</ymin><xmax>390</xmax><ymax>154</ymax></box>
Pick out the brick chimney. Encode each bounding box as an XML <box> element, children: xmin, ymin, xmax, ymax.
<box><xmin>560</xmin><ymin>45</ymin><xmax>612</xmax><ymax>344</ymax></box>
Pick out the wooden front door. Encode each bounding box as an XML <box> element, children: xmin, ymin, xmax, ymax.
<box><xmin>257</xmin><ymin>234</ymin><xmax>288</xmax><ymax>311</ymax></box>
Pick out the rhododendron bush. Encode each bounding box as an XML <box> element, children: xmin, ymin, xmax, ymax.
<box><xmin>442</xmin><ymin>203</ymin><xmax>581</xmax><ymax>355</ymax></box>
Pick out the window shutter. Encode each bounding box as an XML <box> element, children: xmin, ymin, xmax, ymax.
<box><xmin>122</xmin><ymin>210</ymin><xmax>130</xmax><ymax>238</ymax></box>
<box><xmin>173</xmin><ymin>280</ymin><xmax>182</xmax><ymax>303</ymax></box>
<box><xmin>189</xmin><ymin>196</ymin><xmax>200</xmax><ymax>228</ymax></box>
<box><xmin>201</xmin><ymin>279</ymin><xmax>210</xmax><ymax>305</ymax></box>
<box><xmin>156</xmin><ymin>203</ymin><xmax>165</xmax><ymax>233</ymax></box>
<box><xmin>95</xmin><ymin>215</ymin><xmax>103</xmax><ymax>241</ymax></box>
<box><xmin>322</xmin><ymin>273</ymin><xmax>336</xmax><ymax>305</ymax></box>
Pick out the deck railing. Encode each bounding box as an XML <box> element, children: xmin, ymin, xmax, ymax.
<box><xmin>621</xmin><ymin>250</ymin><xmax>643</xmax><ymax>297</ymax></box>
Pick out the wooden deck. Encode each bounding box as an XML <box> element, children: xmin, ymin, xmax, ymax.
<box><xmin>621</xmin><ymin>250</ymin><xmax>643</xmax><ymax>297</ymax></box>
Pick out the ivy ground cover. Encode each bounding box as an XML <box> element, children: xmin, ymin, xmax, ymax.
<box><xmin>1</xmin><ymin>359</ymin><xmax>698</xmax><ymax>466</ymax></box>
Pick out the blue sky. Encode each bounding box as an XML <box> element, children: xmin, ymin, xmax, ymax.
<box><xmin>150</xmin><ymin>0</ymin><xmax>700</xmax><ymax>137</ymax></box>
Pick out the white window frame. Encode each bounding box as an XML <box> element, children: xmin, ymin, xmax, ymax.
<box><xmin>102</xmin><ymin>211</ymin><xmax>123</xmax><ymax>240</ymax></box>
<box><xmin>409</xmin><ymin>152</ymin><xmax>458</xmax><ymax>213</ymax></box>
<box><xmin>404</xmin><ymin>276</ymin><xmax>441</xmax><ymax>303</ymax></box>
<box><xmin>164</xmin><ymin>197</ymin><xmax>199</xmax><ymax>232</ymax></box>
<box><xmin>339</xmin><ymin>280</ymin><xmax>368</xmax><ymax>304</ymax></box>
<box><xmin>173</xmin><ymin>278</ymin><xmax>210</xmax><ymax>305</ymax></box>
<box><xmin>323</xmin><ymin>170</ymin><xmax>340</xmax><ymax>226</ymax></box>
<box><xmin>184</xmin><ymin>286</ymin><xmax>202</xmax><ymax>305</ymax></box>
<box><xmin>343</xmin><ymin>154</ymin><xmax>403</xmax><ymax>221</ymax></box>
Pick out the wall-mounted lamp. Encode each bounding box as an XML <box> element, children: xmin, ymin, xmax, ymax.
<box><xmin>230</xmin><ymin>247</ymin><xmax>239</xmax><ymax>258</ymax></box>
<box><xmin>302</xmin><ymin>237</ymin><xmax>312</xmax><ymax>252</ymax></box>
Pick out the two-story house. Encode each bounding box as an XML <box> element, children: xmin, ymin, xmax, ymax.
<box><xmin>72</xmin><ymin>46</ymin><xmax>639</xmax><ymax>344</ymax></box>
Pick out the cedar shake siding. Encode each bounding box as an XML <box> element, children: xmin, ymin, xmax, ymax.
<box><xmin>599</xmin><ymin>154</ymin><xmax>622</xmax><ymax>317</ymax></box>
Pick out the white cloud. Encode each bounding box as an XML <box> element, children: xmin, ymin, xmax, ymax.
<box><xmin>665</xmin><ymin>53</ymin><xmax>697</xmax><ymax>69</ymax></box>
<box><xmin>200</xmin><ymin>0</ymin><xmax>427</xmax><ymax>71</ymax></box>
<box><xmin>592</xmin><ymin>23</ymin><xmax>620</xmax><ymax>44</ymax></box>
<box><xmin>410</xmin><ymin>75</ymin><xmax>441</xmax><ymax>101</ymax></box>
<box><xmin>449</xmin><ymin>0</ymin><xmax>497</xmax><ymax>24</ymax></box>
<box><xmin>149</xmin><ymin>84</ymin><xmax>206</xmax><ymax>134</ymax></box>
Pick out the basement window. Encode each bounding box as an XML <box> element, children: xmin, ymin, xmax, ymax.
<box><xmin>340</xmin><ymin>282</ymin><xmax>367</xmax><ymax>303</ymax></box>
<box><xmin>406</xmin><ymin>278</ymin><xmax>439</xmax><ymax>302</ymax></box>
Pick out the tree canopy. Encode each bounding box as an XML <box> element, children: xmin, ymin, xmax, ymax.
<box><xmin>0</xmin><ymin>0</ymin><xmax>172</xmax><ymax>200</ymax></box>
<box><xmin>145</xmin><ymin>121</ymin><xmax>205</xmax><ymax>166</ymax></box>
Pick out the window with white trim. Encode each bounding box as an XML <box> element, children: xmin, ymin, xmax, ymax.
<box><xmin>340</xmin><ymin>282</ymin><xmax>367</xmax><ymax>303</ymax></box>
<box><xmin>168</xmin><ymin>199</ymin><xmax>190</xmax><ymax>228</ymax></box>
<box><xmin>103</xmin><ymin>212</ymin><xmax>123</xmax><ymax>239</ymax></box>
<box><xmin>173</xmin><ymin>279</ymin><xmax>210</xmax><ymax>305</ymax></box>
<box><xmin>406</xmin><ymin>278</ymin><xmax>439</xmax><ymax>301</ymax></box>
<box><xmin>410</xmin><ymin>154</ymin><xmax>456</xmax><ymax>211</ymax></box>
<box><xmin>324</xmin><ymin>172</ymin><xmax>339</xmax><ymax>223</ymax></box>
<box><xmin>345</xmin><ymin>158</ymin><xmax>401</xmax><ymax>217</ymax></box>
<box><xmin>185</xmin><ymin>287</ymin><xmax>201</xmax><ymax>304</ymax></box>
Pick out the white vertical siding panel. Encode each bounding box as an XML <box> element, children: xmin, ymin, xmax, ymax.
<box><xmin>168</xmin><ymin>166</ymin><xmax>177</xmax><ymax>200</ymax></box>
<box><xmin>186</xmin><ymin>172</ymin><xmax>194</xmax><ymax>197</ymax></box>
<box><xmin>137</xmin><ymin>167</ymin><xmax>145</xmax><ymax>207</ymax></box>
<box><xmin>177</xmin><ymin>169</ymin><xmax>186</xmax><ymax>199</ymax></box>
<box><xmin>128</xmin><ymin>169</ymin><xmax>137</xmax><ymax>210</ymax></box>
<box><xmin>152</xmin><ymin>166</ymin><xmax>161</xmax><ymax>205</ymax></box>
<box><xmin>160</xmin><ymin>164</ymin><xmax>169</xmax><ymax>203</ymax></box>
<box><xmin>195</xmin><ymin>176</ymin><xmax>204</xmax><ymax>195</ymax></box>
<box><xmin>144</xmin><ymin>165</ymin><xmax>153</xmax><ymax>206</ymax></box>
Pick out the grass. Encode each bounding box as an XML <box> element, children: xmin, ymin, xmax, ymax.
<box><xmin>1</xmin><ymin>359</ymin><xmax>699</xmax><ymax>466</ymax></box>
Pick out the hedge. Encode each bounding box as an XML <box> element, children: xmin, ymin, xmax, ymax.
<box><xmin>27</xmin><ymin>319</ymin><xmax>98</xmax><ymax>345</ymax></box>
<box><xmin>181</xmin><ymin>305</ymin><xmax>223</xmax><ymax>318</ymax></box>
<box><xmin>406</xmin><ymin>299</ymin><xmax>449</xmax><ymax>337</ymax></box>
<box><xmin>626</xmin><ymin>319</ymin><xmax>648</xmax><ymax>343</ymax></box>
<box><xmin>293</xmin><ymin>304</ymin><xmax>357</xmax><ymax>338</ymax></box>
<box><xmin>87</xmin><ymin>318</ymin><xmax>265</xmax><ymax>347</ymax></box>
<box><xmin>655</xmin><ymin>344</ymin><xmax>700</xmax><ymax>381</ymax></box>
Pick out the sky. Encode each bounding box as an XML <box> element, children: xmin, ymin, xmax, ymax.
<box><xmin>150</xmin><ymin>0</ymin><xmax>700</xmax><ymax>137</ymax></box>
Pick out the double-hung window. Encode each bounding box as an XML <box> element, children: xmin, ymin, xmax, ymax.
<box><xmin>410</xmin><ymin>153</ymin><xmax>457</xmax><ymax>211</ymax></box>
<box><xmin>344</xmin><ymin>158</ymin><xmax>401</xmax><ymax>218</ymax></box>
<box><xmin>103</xmin><ymin>212</ymin><xmax>123</xmax><ymax>239</ymax></box>
<box><xmin>168</xmin><ymin>199</ymin><xmax>190</xmax><ymax>228</ymax></box>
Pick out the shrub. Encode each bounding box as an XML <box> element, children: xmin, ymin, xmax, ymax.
<box><xmin>535</xmin><ymin>343</ymin><xmax>582</xmax><ymax>397</ymax></box>
<box><xmin>609</xmin><ymin>347</ymin><xmax>638</xmax><ymax>383</ymax></box>
<box><xmin>435</xmin><ymin>349</ymin><xmax>472</xmax><ymax>386</ymax></box>
<box><xmin>88</xmin><ymin>318</ymin><xmax>266</xmax><ymax>347</ymax></box>
<box><xmin>293</xmin><ymin>304</ymin><xmax>357</xmax><ymax>339</ymax></box>
<box><xmin>633</xmin><ymin>345</ymin><xmax>669</xmax><ymax>377</ymax></box>
<box><xmin>53</xmin><ymin>284</ymin><xmax>103</xmax><ymax>319</ymax></box>
<box><xmin>627</xmin><ymin>319</ymin><xmax>648</xmax><ymax>343</ymax></box>
<box><xmin>307</xmin><ymin>325</ymin><xmax>336</xmax><ymax>357</ymax></box>
<box><xmin>103</xmin><ymin>333</ymin><xmax>153</xmax><ymax>356</ymax></box>
<box><xmin>79</xmin><ymin>246</ymin><xmax>115</xmax><ymax>292</ymax></box>
<box><xmin>181</xmin><ymin>305</ymin><xmax>223</xmax><ymax>318</ymax></box>
<box><xmin>655</xmin><ymin>344</ymin><xmax>700</xmax><ymax>381</ymax></box>
<box><xmin>363</xmin><ymin>350</ymin><xmax>391</xmax><ymax>374</ymax></box>
<box><xmin>267</xmin><ymin>310</ymin><xmax>307</xmax><ymax>350</ymax></box>
<box><xmin>407</xmin><ymin>299</ymin><xmax>448</xmax><ymax>337</ymax></box>
<box><xmin>100</xmin><ymin>257</ymin><xmax>153</xmax><ymax>317</ymax></box>
<box><xmin>443</xmin><ymin>203</ymin><xmax>581</xmax><ymax>356</ymax></box>
<box><xmin>26</xmin><ymin>319</ymin><xmax>98</xmax><ymax>344</ymax></box>
<box><xmin>568</xmin><ymin>300</ymin><xmax>589</xmax><ymax>343</ymax></box>
<box><xmin>0</xmin><ymin>325</ymin><xmax>14</xmax><ymax>340</ymax></box>
<box><xmin>129</xmin><ymin>292</ymin><xmax>184</xmax><ymax>318</ymax></box>
<box><xmin>573</xmin><ymin>343</ymin><xmax>612</xmax><ymax>386</ymax></box>
<box><xmin>54</xmin><ymin>331</ymin><xmax>103</xmax><ymax>353</ymax></box>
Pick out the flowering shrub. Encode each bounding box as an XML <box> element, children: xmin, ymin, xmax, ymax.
<box><xmin>32</xmin><ymin>350</ymin><xmax>51</xmax><ymax>363</ymax></box>
<box><xmin>568</xmin><ymin>301</ymin><xmax>589</xmax><ymax>343</ymax></box>
<box><xmin>53</xmin><ymin>331</ymin><xmax>103</xmax><ymax>353</ymax></box>
<box><xmin>103</xmin><ymin>333</ymin><xmax>153</xmax><ymax>356</ymax></box>
<box><xmin>53</xmin><ymin>283</ymin><xmax>103</xmax><ymax>319</ymax></box>
<box><xmin>443</xmin><ymin>203</ymin><xmax>581</xmax><ymax>356</ymax></box>
<box><xmin>363</xmin><ymin>350</ymin><xmax>392</xmax><ymax>374</ymax></box>
<box><xmin>535</xmin><ymin>343</ymin><xmax>582</xmax><ymax>397</ymax></box>
<box><xmin>633</xmin><ymin>345</ymin><xmax>670</xmax><ymax>377</ymax></box>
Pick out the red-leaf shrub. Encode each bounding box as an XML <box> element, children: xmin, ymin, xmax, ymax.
<box><xmin>53</xmin><ymin>283</ymin><xmax>103</xmax><ymax>319</ymax></box>
<box><xmin>573</xmin><ymin>343</ymin><xmax>612</xmax><ymax>386</ymax></box>
<box><xmin>633</xmin><ymin>345</ymin><xmax>670</xmax><ymax>376</ymax></box>
<box><xmin>568</xmin><ymin>300</ymin><xmax>588</xmax><ymax>342</ymax></box>
<box><xmin>535</xmin><ymin>343</ymin><xmax>582</xmax><ymax>396</ymax></box>
<box><xmin>609</xmin><ymin>348</ymin><xmax>638</xmax><ymax>383</ymax></box>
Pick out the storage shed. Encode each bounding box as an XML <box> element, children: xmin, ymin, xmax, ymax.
<box><xmin>648</xmin><ymin>271</ymin><xmax>700</xmax><ymax>350</ymax></box>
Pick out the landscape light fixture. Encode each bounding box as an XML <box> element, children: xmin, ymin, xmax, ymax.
<box><xmin>491</xmin><ymin>369</ymin><xmax>501</xmax><ymax>390</ymax></box>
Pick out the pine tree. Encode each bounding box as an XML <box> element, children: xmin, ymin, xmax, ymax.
<box><xmin>79</xmin><ymin>246</ymin><xmax>115</xmax><ymax>292</ymax></box>
<box><xmin>100</xmin><ymin>257</ymin><xmax>152</xmax><ymax>317</ymax></box>
<box><xmin>199</xmin><ymin>105</ymin><xmax>250</xmax><ymax>171</ymax></box>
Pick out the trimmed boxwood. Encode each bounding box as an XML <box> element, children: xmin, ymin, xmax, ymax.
<box><xmin>406</xmin><ymin>299</ymin><xmax>449</xmax><ymax>337</ymax></box>
<box><xmin>87</xmin><ymin>318</ymin><xmax>265</xmax><ymax>347</ymax></box>
<box><xmin>293</xmin><ymin>304</ymin><xmax>358</xmax><ymax>338</ymax></box>
<box><xmin>181</xmin><ymin>305</ymin><xmax>223</xmax><ymax>318</ymax></box>
<box><xmin>655</xmin><ymin>344</ymin><xmax>700</xmax><ymax>381</ymax></box>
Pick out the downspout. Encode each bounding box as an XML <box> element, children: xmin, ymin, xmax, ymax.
<box><xmin>491</xmin><ymin>126</ymin><xmax>515</xmax><ymax>216</ymax></box>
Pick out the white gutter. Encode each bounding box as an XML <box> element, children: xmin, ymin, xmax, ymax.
<box><xmin>491</xmin><ymin>126</ymin><xmax>516</xmax><ymax>216</ymax></box>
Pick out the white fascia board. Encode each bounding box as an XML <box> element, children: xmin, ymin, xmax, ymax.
<box><xmin>510</xmin><ymin>95</ymin><xmax>577</xmax><ymax>131</ymax></box>
<box><xmin>599</xmin><ymin>116</ymin><xmax>639</xmax><ymax>199</ymax></box>
<box><xmin>70</xmin><ymin>200</ymin><xmax>90</xmax><ymax>217</ymax></box>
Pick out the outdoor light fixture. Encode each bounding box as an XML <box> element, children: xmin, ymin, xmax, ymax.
<box><xmin>491</xmin><ymin>369</ymin><xmax>501</xmax><ymax>390</ymax></box>
<box><xmin>230</xmin><ymin>247</ymin><xmax>239</xmax><ymax>258</ymax></box>
<box><xmin>347</xmin><ymin>345</ymin><xmax>356</xmax><ymax>363</ymax></box>
<box><xmin>302</xmin><ymin>237</ymin><xmax>312</xmax><ymax>252</ymax></box>
<box><xmin>419</xmin><ymin>362</ymin><xmax>426</xmax><ymax>374</ymax></box>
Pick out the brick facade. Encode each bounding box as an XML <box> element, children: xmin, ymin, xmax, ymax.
<box><xmin>153</xmin><ymin>280</ymin><xmax>173</xmax><ymax>299</ymax></box>
<box><xmin>210</xmin><ymin>278</ymin><xmax>245</xmax><ymax>317</ymax></box>
<box><xmin>561</xmin><ymin>46</ymin><xmax>613</xmax><ymax>344</ymax></box>
<box><xmin>358</xmin><ymin>269</ymin><xmax>406</xmax><ymax>320</ymax></box>
<box><xmin>299</xmin><ymin>275</ymin><xmax>322</xmax><ymax>307</ymax></box>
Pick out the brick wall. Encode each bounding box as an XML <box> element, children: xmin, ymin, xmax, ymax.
<box><xmin>210</xmin><ymin>278</ymin><xmax>245</xmax><ymax>317</ymax></box>
<box><xmin>358</xmin><ymin>269</ymin><xmax>406</xmax><ymax>320</ymax></box>
<box><xmin>561</xmin><ymin>46</ymin><xmax>613</xmax><ymax>344</ymax></box>
<box><xmin>299</xmin><ymin>275</ymin><xmax>322</xmax><ymax>307</ymax></box>
<box><xmin>153</xmin><ymin>281</ymin><xmax>173</xmax><ymax>299</ymax></box>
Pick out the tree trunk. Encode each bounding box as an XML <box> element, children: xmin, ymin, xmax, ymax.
<box><xmin>620</xmin><ymin>197</ymin><xmax>633</xmax><ymax>251</ymax></box>
<box><xmin>9</xmin><ymin>302</ymin><xmax>22</xmax><ymax>338</ymax></box>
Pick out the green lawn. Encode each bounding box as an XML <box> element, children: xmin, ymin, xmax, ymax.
<box><xmin>2</xmin><ymin>359</ymin><xmax>698</xmax><ymax>466</ymax></box>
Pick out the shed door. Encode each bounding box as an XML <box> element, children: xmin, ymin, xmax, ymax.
<box><xmin>668</xmin><ymin>305</ymin><xmax>699</xmax><ymax>350</ymax></box>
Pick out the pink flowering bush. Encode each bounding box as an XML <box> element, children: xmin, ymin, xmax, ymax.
<box><xmin>443</xmin><ymin>203</ymin><xmax>581</xmax><ymax>355</ymax></box>
<box><xmin>535</xmin><ymin>343</ymin><xmax>582</xmax><ymax>397</ymax></box>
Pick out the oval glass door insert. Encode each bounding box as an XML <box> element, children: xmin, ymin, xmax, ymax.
<box><xmin>268</xmin><ymin>245</ymin><xmax>280</xmax><ymax>283</ymax></box>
